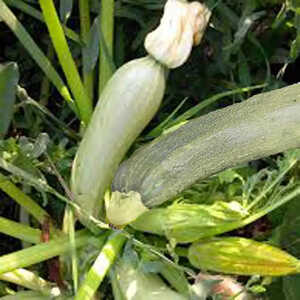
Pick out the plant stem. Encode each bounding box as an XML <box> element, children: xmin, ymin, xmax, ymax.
<box><xmin>0</xmin><ymin>230</ymin><xmax>105</xmax><ymax>275</ymax></box>
<box><xmin>0</xmin><ymin>268</ymin><xmax>57</xmax><ymax>296</ymax></box>
<box><xmin>39</xmin><ymin>0</ymin><xmax>93</xmax><ymax>126</ymax></box>
<box><xmin>99</xmin><ymin>0</ymin><xmax>115</xmax><ymax>95</ymax></box>
<box><xmin>0</xmin><ymin>158</ymin><xmax>110</xmax><ymax>232</ymax></box>
<box><xmin>0</xmin><ymin>216</ymin><xmax>41</xmax><ymax>244</ymax></box>
<box><xmin>79</xmin><ymin>0</ymin><xmax>94</xmax><ymax>101</ymax></box>
<box><xmin>17</xmin><ymin>86</ymin><xmax>80</xmax><ymax>141</ymax></box>
<box><xmin>63</xmin><ymin>206</ymin><xmax>78</xmax><ymax>293</ymax></box>
<box><xmin>246</xmin><ymin>157</ymin><xmax>298</xmax><ymax>211</ymax></box>
<box><xmin>241</xmin><ymin>185</ymin><xmax>300</xmax><ymax>228</ymax></box>
<box><xmin>0</xmin><ymin>172</ymin><xmax>49</xmax><ymax>225</ymax></box>
<box><xmin>40</xmin><ymin>43</ymin><xmax>54</xmax><ymax>106</ymax></box>
<box><xmin>199</xmin><ymin>185</ymin><xmax>300</xmax><ymax>239</ymax></box>
<box><xmin>75</xmin><ymin>232</ymin><xmax>126</xmax><ymax>300</ymax></box>
<box><xmin>0</xmin><ymin>0</ymin><xmax>75</xmax><ymax>108</ymax></box>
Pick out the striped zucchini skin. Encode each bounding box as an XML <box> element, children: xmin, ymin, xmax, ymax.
<box><xmin>71</xmin><ymin>56</ymin><xmax>166</xmax><ymax>228</ymax></box>
<box><xmin>112</xmin><ymin>83</ymin><xmax>300</xmax><ymax>207</ymax></box>
<box><xmin>188</xmin><ymin>237</ymin><xmax>300</xmax><ymax>276</ymax></box>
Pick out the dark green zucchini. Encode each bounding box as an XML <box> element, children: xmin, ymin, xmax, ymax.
<box><xmin>112</xmin><ymin>83</ymin><xmax>300</xmax><ymax>207</ymax></box>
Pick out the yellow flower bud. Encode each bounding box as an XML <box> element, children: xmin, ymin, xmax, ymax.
<box><xmin>189</xmin><ymin>237</ymin><xmax>300</xmax><ymax>276</ymax></box>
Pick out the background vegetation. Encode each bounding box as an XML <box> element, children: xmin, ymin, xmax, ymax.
<box><xmin>0</xmin><ymin>0</ymin><xmax>300</xmax><ymax>298</ymax></box>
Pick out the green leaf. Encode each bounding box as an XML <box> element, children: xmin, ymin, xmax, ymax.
<box><xmin>283</xmin><ymin>275</ymin><xmax>300</xmax><ymax>300</ymax></box>
<box><xmin>238</xmin><ymin>51</ymin><xmax>251</xmax><ymax>86</ymax></box>
<box><xmin>59</xmin><ymin>0</ymin><xmax>73</xmax><ymax>23</ymax></box>
<box><xmin>39</xmin><ymin>0</ymin><xmax>92</xmax><ymax>125</ymax></box>
<box><xmin>82</xmin><ymin>17</ymin><xmax>100</xmax><ymax>73</ymax></box>
<box><xmin>0</xmin><ymin>62</ymin><xmax>19</xmax><ymax>137</ymax></box>
<box><xmin>110</xmin><ymin>246</ymin><xmax>187</xmax><ymax>300</ymax></box>
<box><xmin>0</xmin><ymin>0</ymin><xmax>75</xmax><ymax>107</ymax></box>
<box><xmin>280</xmin><ymin>197</ymin><xmax>300</xmax><ymax>299</ymax></box>
<box><xmin>226</xmin><ymin>10</ymin><xmax>266</xmax><ymax>54</ymax></box>
<box><xmin>264</xmin><ymin>278</ymin><xmax>285</xmax><ymax>300</ymax></box>
<box><xmin>290</xmin><ymin>14</ymin><xmax>300</xmax><ymax>60</ymax></box>
<box><xmin>280</xmin><ymin>197</ymin><xmax>300</xmax><ymax>257</ymax></box>
<box><xmin>218</xmin><ymin>169</ymin><xmax>244</xmax><ymax>184</ymax></box>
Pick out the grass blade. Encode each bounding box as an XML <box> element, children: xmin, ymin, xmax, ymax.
<box><xmin>0</xmin><ymin>230</ymin><xmax>103</xmax><ymax>275</ymax></box>
<box><xmin>168</xmin><ymin>83</ymin><xmax>267</xmax><ymax>128</ymax></box>
<box><xmin>0</xmin><ymin>172</ymin><xmax>50</xmax><ymax>224</ymax></box>
<box><xmin>0</xmin><ymin>0</ymin><xmax>75</xmax><ymax>109</ymax></box>
<box><xmin>4</xmin><ymin>0</ymin><xmax>80</xmax><ymax>43</ymax></box>
<box><xmin>39</xmin><ymin>0</ymin><xmax>93</xmax><ymax>126</ymax></box>
<box><xmin>16</xmin><ymin>86</ymin><xmax>80</xmax><ymax>141</ymax></box>
<box><xmin>79</xmin><ymin>0</ymin><xmax>94</xmax><ymax>100</ymax></box>
<box><xmin>75</xmin><ymin>232</ymin><xmax>126</xmax><ymax>300</ymax></box>
<box><xmin>99</xmin><ymin>0</ymin><xmax>115</xmax><ymax>95</ymax></box>
<box><xmin>0</xmin><ymin>216</ymin><xmax>41</xmax><ymax>244</ymax></box>
<box><xmin>0</xmin><ymin>157</ymin><xmax>110</xmax><ymax>231</ymax></box>
<box><xmin>0</xmin><ymin>63</ymin><xmax>19</xmax><ymax>137</ymax></box>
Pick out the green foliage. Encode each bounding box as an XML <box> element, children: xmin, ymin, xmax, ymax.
<box><xmin>0</xmin><ymin>133</ymin><xmax>74</xmax><ymax>185</ymax></box>
<box><xmin>278</xmin><ymin>197</ymin><xmax>300</xmax><ymax>299</ymax></box>
<box><xmin>0</xmin><ymin>63</ymin><xmax>19</xmax><ymax>137</ymax></box>
<box><xmin>59</xmin><ymin>0</ymin><xmax>73</xmax><ymax>24</ymax></box>
<box><xmin>0</xmin><ymin>0</ymin><xmax>299</xmax><ymax>298</ymax></box>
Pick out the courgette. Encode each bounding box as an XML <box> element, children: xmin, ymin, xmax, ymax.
<box><xmin>71</xmin><ymin>0</ymin><xmax>211</xmax><ymax>230</ymax></box>
<box><xmin>71</xmin><ymin>56</ymin><xmax>166</xmax><ymax>229</ymax></box>
<box><xmin>112</xmin><ymin>83</ymin><xmax>300</xmax><ymax>207</ymax></box>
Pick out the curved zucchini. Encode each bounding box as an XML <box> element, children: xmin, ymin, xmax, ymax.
<box><xmin>71</xmin><ymin>56</ymin><xmax>166</xmax><ymax>229</ymax></box>
<box><xmin>112</xmin><ymin>83</ymin><xmax>300</xmax><ymax>207</ymax></box>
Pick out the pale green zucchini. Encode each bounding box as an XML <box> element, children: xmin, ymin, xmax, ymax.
<box><xmin>71</xmin><ymin>56</ymin><xmax>166</xmax><ymax>229</ymax></box>
<box><xmin>71</xmin><ymin>0</ymin><xmax>211</xmax><ymax>230</ymax></box>
<box><xmin>112</xmin><ymin>83</ymin><xmax>300</xmax><ymax>207</ymax></box>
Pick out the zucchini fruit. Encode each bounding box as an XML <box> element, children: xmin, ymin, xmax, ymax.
<box><xmin>71</xmin><ymin>0</ymin><xmax>211</xmax><ymax>230</ymax></box>
<box><xmin>71</xmin><ymin>57</ymin><xmax>166</xmax><ymax>229</ymax></box>
<box><xmin>112</xmin><ymin>83</ymin><xmax>300</xmax><ymax>207</ymax></box>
